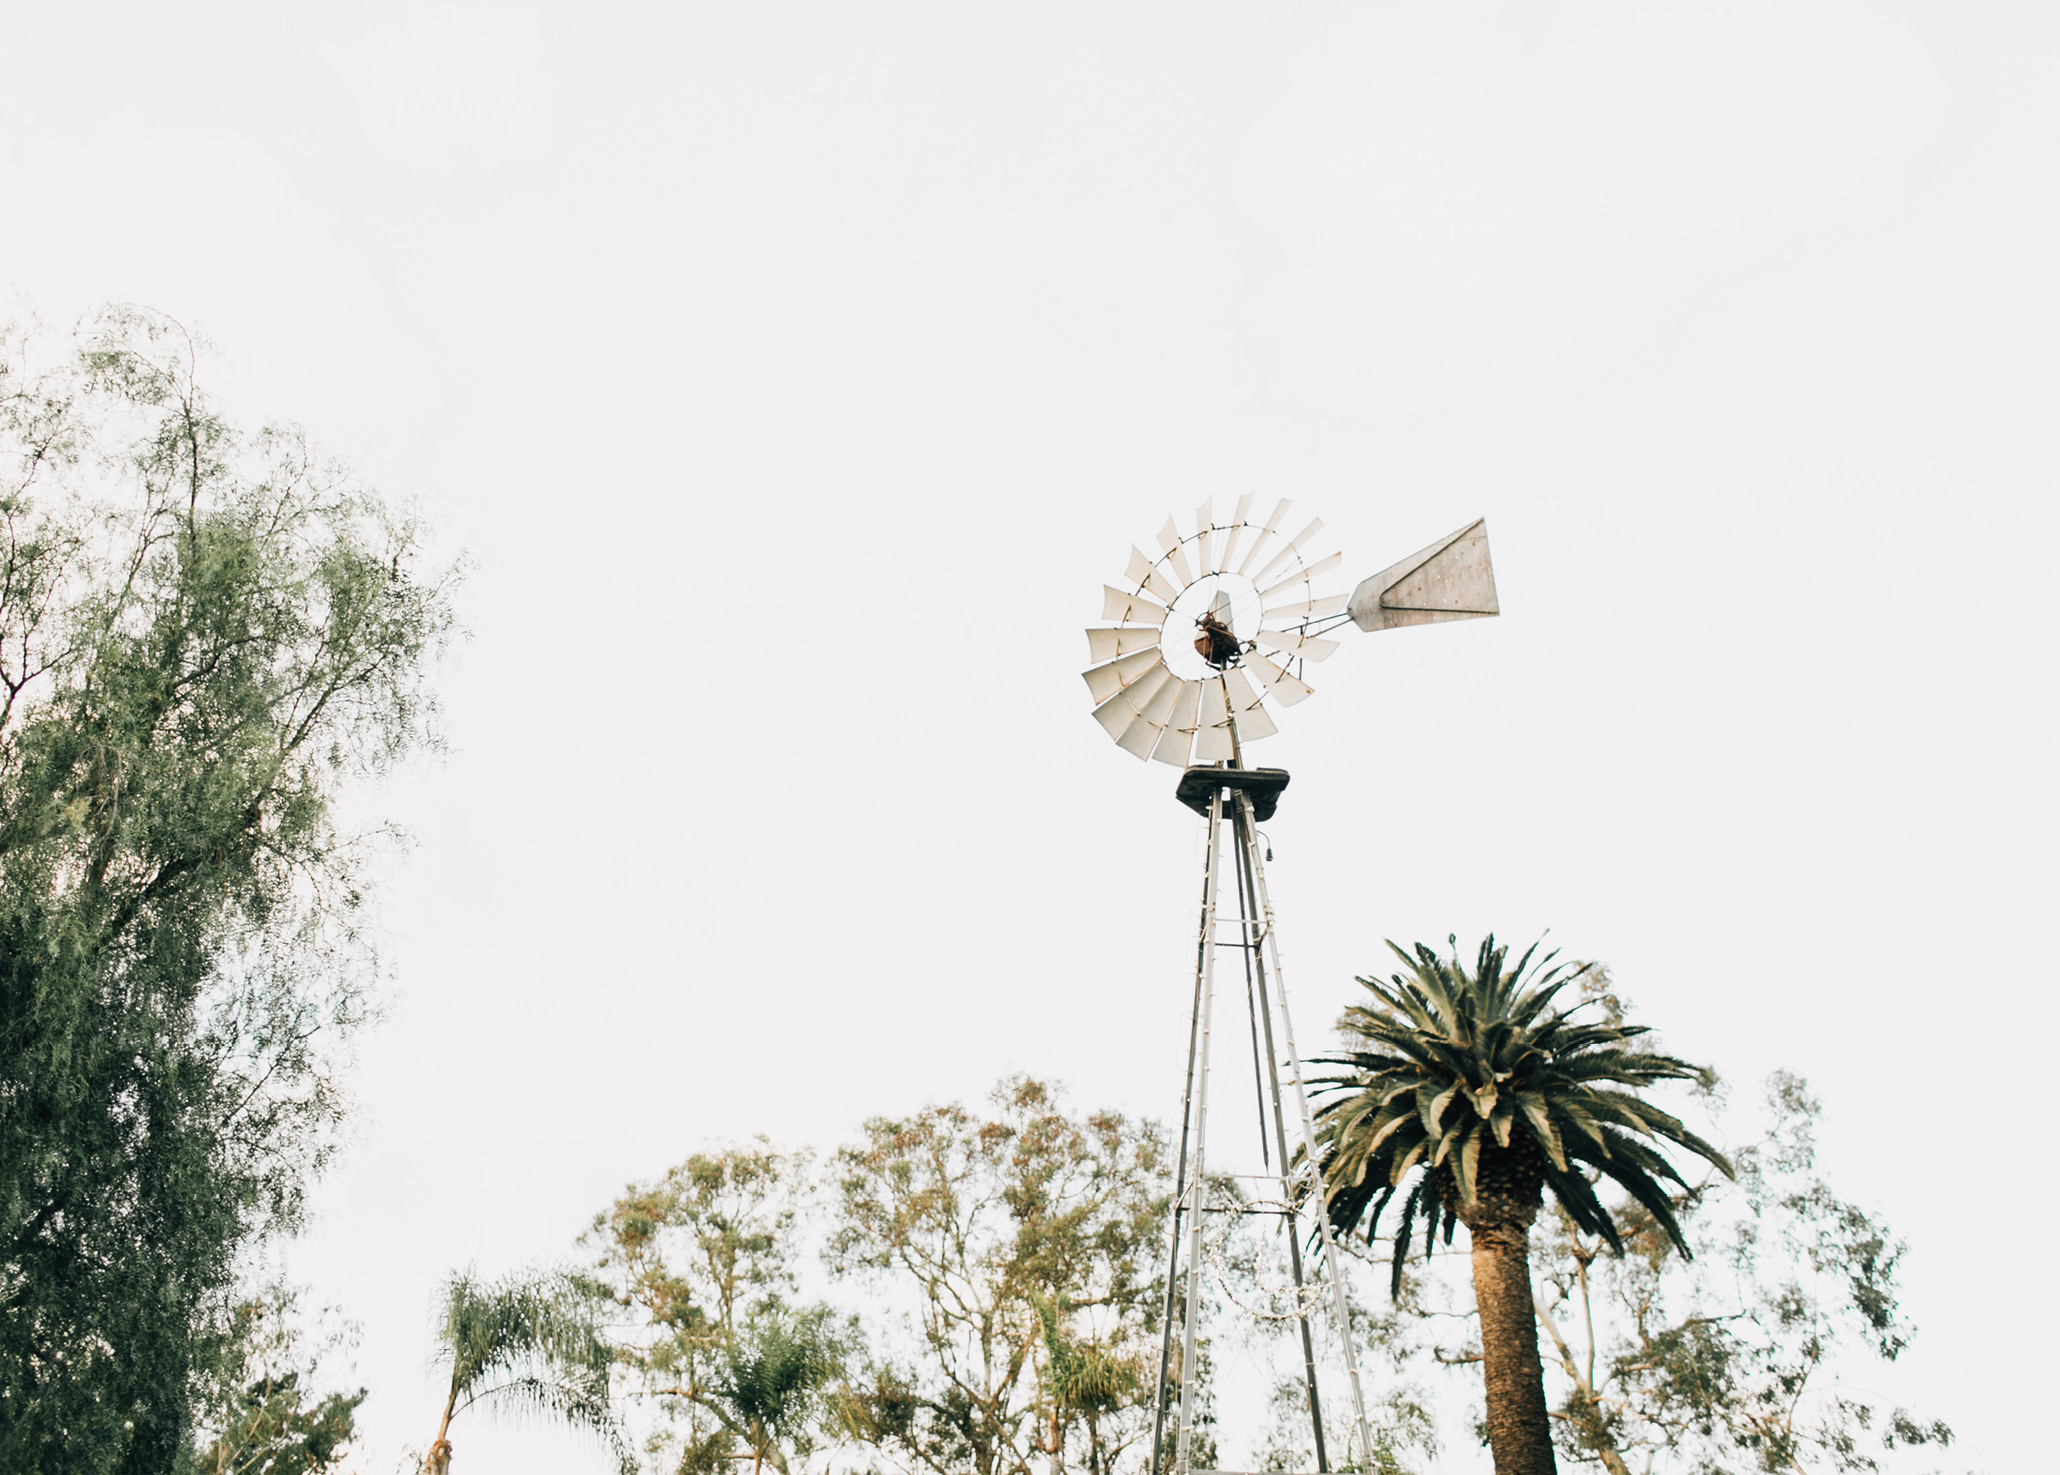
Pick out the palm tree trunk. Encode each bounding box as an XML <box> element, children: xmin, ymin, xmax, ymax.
<box><xmin>424</xmin><ymin>1367</ymin><xmax>460</xmax><ymax>1475</ymax></box>
<box><xmin>1470</xmin><ymin>1219</ymin><xmax>1557</xmax><ymax>1475</ymax></box>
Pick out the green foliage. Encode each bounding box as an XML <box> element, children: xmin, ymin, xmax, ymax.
<box><xmin>713</xmin><ymin>1305</ymin><xmax>851</xmax><ymax>1474</ymax></box>
<box><xmin>176</xmin><ymin>1277</ymin><xmax>364</xmax><ymax>1475</ymax></box>
<box><xmin>587</xmin><ymin>1143</ymin><xmax>816</xmax><ymax>1473</ymax></box>
<box><xmin>1313</xmin><ymin>936</ymin><xmax>1731</xmax><ymax>1293</ymax></box>
<box><xmin>1256</xmin><ymin>1376</ymin><xmax>1438</xmax><ymax>1475</ymax></box>
<box><xmin>1534</xmin><ymin>1072</ymin><xmax>1957</xmax><ymax>1474</ymax></box>
<box><xmin>1030</xmin><ymin>1293</ymin><xmax>1137</xmax><ymax>1418</ymax></box>
<box><xmin>0</xmin><ymin>307</ymin><xmax>459</xmax><ymax>1473</ymax></box>
<box><xmin>826</xmin><ymin>1076</ymin><xmax>1167</xmax><ymax>1475</ymax></box>
<box><xmin>426</xmin><ymin>1266</ymin><xmax>631</xmax><ymax>1472</ymax></box>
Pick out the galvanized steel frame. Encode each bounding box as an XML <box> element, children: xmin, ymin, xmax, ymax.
<box><xmin>1148</xmin><ymin>699</ymin><xmax>1374</xmax><ymax>1475</ymax></box>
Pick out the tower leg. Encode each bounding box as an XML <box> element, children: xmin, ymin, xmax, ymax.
<box><xmin>1150</xmin><ymin>791</ymin><xmax>1224</xmax><ymax>1475</ymax></box>
<box><xmin>1236</xmin><ymin>790</ymin><xmax>1376</xmax><ymax>1472</ymax></box>
<box><xmin>1175</xmin><ymin>792</ymin><xmax>1224</xmax><ymax>1474</ymax></box>
<box><xmin>1230</xmin><ymin>806</ymin><xmax>1329</xmax><ymax>1473</ymax></box>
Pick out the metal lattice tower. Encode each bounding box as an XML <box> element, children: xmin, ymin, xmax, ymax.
<box><xmin>1080</xmin><ymin>500</ymin><xmax>1498</xmax><ymax>1475</ymax></box>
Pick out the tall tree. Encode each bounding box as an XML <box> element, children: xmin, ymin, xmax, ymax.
<box><xmin>1311</xmin><ymin>938</ymin><xmax>1730</xmax><ymax>1475</ymax></box>
<box><xmin>0</xmin><ymin>307</ymin><xmax>459</xmax><ymax>1472</ymax></box>
<box><xmin>826</xmin><ymin>1077</ymin><xmax>1166</xmax><ymax>1475</ymax></box>
<box><xmin>422</xmin><ymin>1266</ymin><xmax>631</xmax><ymax>1475</ymax></box>
<box><xmin>586</xmin><ymin>1142</ymin><xmax>823</xmax><ymax>1473</ymax></box>
<box><xmin>1532</xmin><ymin>1071</ymin><xmax>1955</xmax><ymax>1474</ymax></box>
<box><xmin>177</xmin><ymin>1278</ymin><xmax>365</xmax><ymax>1475</ymax></box>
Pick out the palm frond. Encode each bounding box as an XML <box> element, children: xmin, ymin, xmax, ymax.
<box><xmin>434</xmin><ymin>1265</ymin><xmax>633</xmax><ymax>1473</ymax></box>
<box><xmin>1313</xmin><ymin>934</ymin><xmax>1728</xmax><ymax>1295</ymax></box>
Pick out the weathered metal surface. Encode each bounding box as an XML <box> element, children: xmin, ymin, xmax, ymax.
<box><xmin>1084</xmin><ymin>625</ymin><xmax>1163</xmax><ymax>663</ymax></box>
<box><xmin>1158</xmin><ymin>517</ymin><xmax>1197</xmax><ymax>588</ymax></box>
<box><xmin>1175</xmin><ymin>765</ymin><xmax>1289</xmax><ymax>821</ymax></box>
<box><xmin>1348</xmin><ymin>517</ymin><xmax>1498</xmax><ymax>632</ymax></box>
<box><xmin>1090</xmin><ymin>659</ymin><xmax>1171</xmax><ymax>741</ymax></box>
<box><xmin>1254</xmin><ymin>627</ymin><xmax>1339</xmax><ymax>663</ymax></box>
<box><xmin>1150</xmin><ymin>681</ymin><xmax>1203</xmax><ymax>767</ymax></box>
<box><xmin>1263</xmin><ymin>592</ymin><xmax>1349</xmax><ymax>622</ymax></box>
<box><xmin>1102</xmin><ymin>585</ymin><xmax>1168</xmax><ymax>625</ymax></box>
<box><xmin>1192</xmin><ymin>678</ymin><xmax>1235</xmax><ymax>763</ymax></box>
<box><xmin>1247</xmin><ymin>654</ymin><xmax>1314</xmax><ymax>706</ymax></box>
<box><xmin>1258</xmin><ymin>548</ymin><xmax>1343</xmax><ymax>601</ymax></box>
<box><xmin>1216</xmin><ymin>493</ymin><xmax>1255</xmax><ymax>572</ymax></box>
<box><xmin>1234</xmin><ymin>497</ymin><xmax>1293</xmax><ymax>577</ymax></box>
<box><xmin>1126</xmin><ymin>545</ymin><xmax>1182</xmax><ymax>604</ymax></box>
<box><xmin>1251</xmin><ymin>516</ymin><xmax>1324</xmax><ymax>588</ymax></box>
<box><xmin>1082</xmin><ymin>646</ymin><xmax>1162</xmax><ymax>704</ymax></box>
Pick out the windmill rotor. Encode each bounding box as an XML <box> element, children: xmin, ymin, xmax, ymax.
<box><xmin>1081</xmin><ymin>497</ymin><xmax>1354</xmax><ymax>768</ymax></box>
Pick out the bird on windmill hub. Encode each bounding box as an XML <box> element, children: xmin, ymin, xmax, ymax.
<box><xmin>1193</xmin><ymin>590</ymin><xmax>1253</xmax><ymax>669</ymax></box>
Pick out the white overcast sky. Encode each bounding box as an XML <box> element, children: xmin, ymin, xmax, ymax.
<box><xmin>4</xmin><ymin>3</ymin><xmax>2055</xmax><ymax>1472</ymax></box>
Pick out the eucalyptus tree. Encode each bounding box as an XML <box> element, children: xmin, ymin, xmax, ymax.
<box><xmin>1531</xmin><ymin>1071</ymin><xmax>1955</xmax><ymax>1474</ymax></box>
<box><xmin>422</xmin><ymin>1267</ymin><xmax>630</xmax><ymax>1475</ymax></box>
<box><xmin>586</xmin><ymin>1142</ymin><xmax>808</xmax><ymax>1472</ymax></box>
<box><xmin>1311</xmin><ymin>938</ymin><xmax>1729</xmax><ymax>1475</ymax></box>
<box><xmin>0</xmin><ymin>307</ymin><xmax>460</xmax><ymax>1472</ymax></box>
<box><xmin>826</xmin><ymin>1076</ymin><xmax>1167</xmax><ymax>1475</ymax></box>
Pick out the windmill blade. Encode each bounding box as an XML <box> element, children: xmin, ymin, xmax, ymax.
<box><xmin>1191</xmin><ymin>678</ymin><xmax>1235</xmax><ymax>762</ymax></box>
<box><xmin>1254</xmin><ymin>628</ymin><xmax>1341</xmax><ymax>663</ymax></box>
<box><xmin>1090</xmin><ymin>663</ymin><xmax>1166</xmax><ymax>738</ymax></box>
<box><xmin>1114</xmin><ymin>667</ymin><xmax>1186</xmax><ymax>758</ymax></box>
<box><xmin>1235</xmin><ymin>496</ymin><xmax>1293</xmax><ymax>576</ymax></box>
<box><xmin>1116</xmin><ymin>712</ymin><xmax>1164</xmax><ymax>758</ymax></box>
<box><xmin>1247</xmin><ymin>654</ymin><xmax>1315</xmax><ymax>706</ymax></box>
<box><xmin>1125</xmin><ymin>547</ymin><xmax>1181</xmax><ymax>605</ymax></box>
<box><xmin>1101</xmin><ymin>586</ymin><xmax>1168</xmax><ymax>626</ymax></box>
<box><xmin>1157</xmin><ymin>517</ymin><xmax>1196</xmax><ymax>588</ymax></box>
<box><xmin>1192</xmin><ymin>724</ymin><xmax>1234</xmax><ymax>764</ymax></box>
<box><xmin>1137</xmin><ymin>666</ymin><xmax>1184</xmax><ymax>726</ymax></box>
<box><xmin>1090</xmin><ymin>689</ymin><xmax>1135</xmax><ymax>740</ymax></box>
<box><xmin>1234</xmin><ymin>693</ymin><xmax>1279</xmax><ymax>742</ymax></box>
<box><xmin>1216</xmin><ymin>492</ymin><xmax>1254</xmax><ymax>572</ymax></box>
<box><xmin>1090</xmin><ymin>660</ymin><xmax>1173</xmax><ymax>741</ymax></box>
<box><xmin>1262</xmin><ymin>592</ymin><xmax>1350</xmax><ymax>622</ymax></box>
<box><xmin>1150</xmin><ymin>723</ymin><xmax>1196</xmax><ymax>767</ymax></box>
<box><xmin>1085</xmin><ymin>626</ymin><xmax>1163</xmax><ymax>663</ymax></box>
<box><xmin>1150</xmin><ymin>681</ymin><xmax>1203</xmax><ymax>766</ymax></box>
<box><xmin>1193</xmin><ymin>499</ymin><xmax>1215</xmax><ymax>576</ymax></box>
<box><xmin>1348</xmin><ymin>518</ymin><xmax>1499</xmax><ymax>632</ymax></box>
<box><xmin>1251</xmin><ymin>517</ymin><xmax>1326</xmax><ymax>589</ymax></box>
<box><xmin>1222</xmin><ymin>667</ymin><xmax>1263</xmax><ymax>713</ymax></box>
<box><xmin>1082</xmin><ymin>647</ymin><xmax>1164</xmax><ymax>706</ymax></box>
<box><xmin>1257</xmin><ymin>549</ymin><xmax>1344</xmax><ymax>602</ymax></box>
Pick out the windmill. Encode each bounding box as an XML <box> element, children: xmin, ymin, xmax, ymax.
<box><xmin>1082</xmin><ymin>499</ymin><xmax>1497</xmax><ymax>1475</ymax></box>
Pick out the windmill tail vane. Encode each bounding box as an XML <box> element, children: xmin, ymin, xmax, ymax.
<box><xmin>1079</xmin><ymin>499</ymin><xmax>1499</xmax><ymax>1475</ymax></box>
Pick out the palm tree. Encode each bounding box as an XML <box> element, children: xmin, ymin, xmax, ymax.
<box><xmin>1311</xmin><ymin>937</ymin><xmax>1729</xmax><ymax>1475</ymax></box>
<box><xmin>422</xmin><ymin>1266</ymin><xmax>631</xmax><ymax>1475</ymax></box>
<box><xmin>711</xmin><ymin>1306</ymin><xmax>845</xmax><ymax>1475</ymax></box>
<box><xmin>1031</xmin><ymin>1292</ymin><xmax>1139</xmax><ymax>1475</ymax></box>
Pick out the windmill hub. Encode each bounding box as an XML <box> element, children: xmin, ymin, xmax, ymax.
<box><xmin>1164</xmin><ymin>572</ymin><xmax>1261</xmax><ymax>680</ymax></box>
